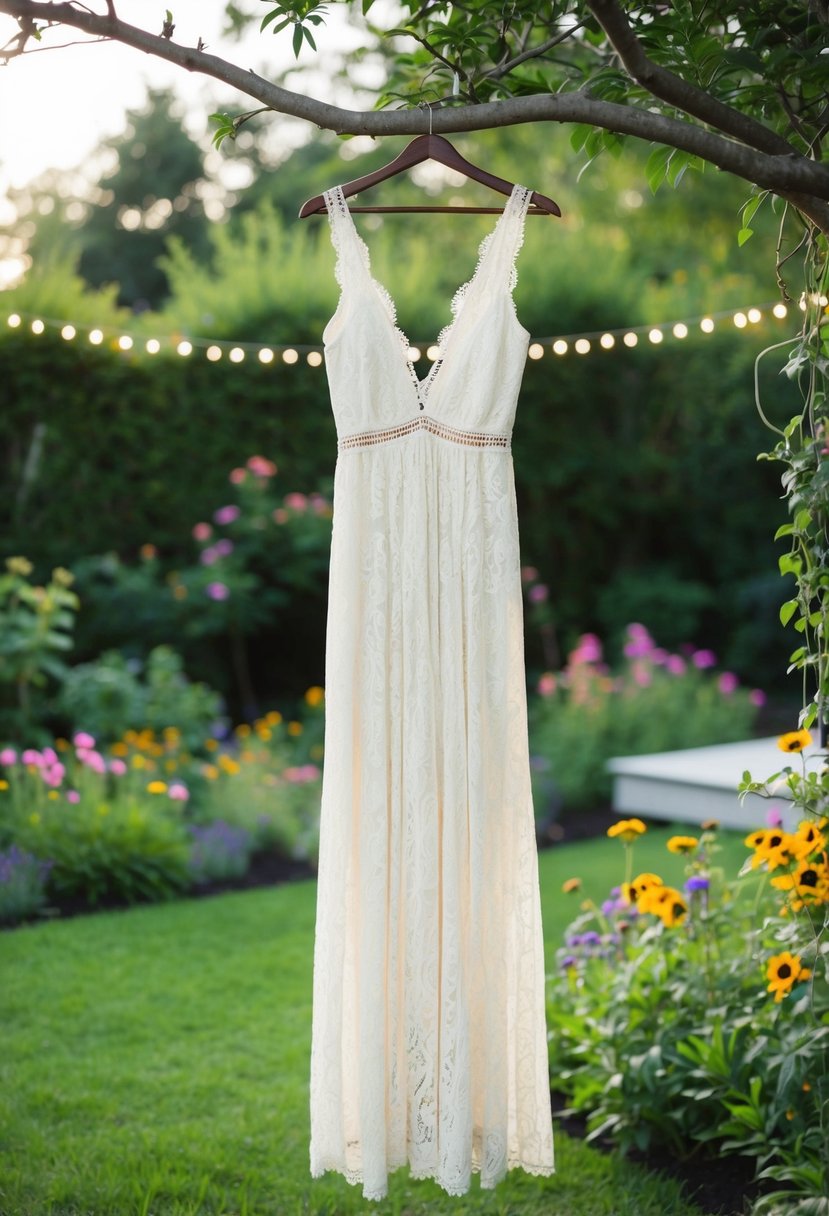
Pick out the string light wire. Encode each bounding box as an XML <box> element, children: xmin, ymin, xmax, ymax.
<box><xmin>4</xmin><ymin>301</ymin><xmax>791</xmax><ymax>366</ymax></box>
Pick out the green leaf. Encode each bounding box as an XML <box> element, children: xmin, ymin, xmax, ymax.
<box><xmin>779</xmin><ymin>599</ymin><xmax>799</xmax><ymax>626</ymax></box>
<box><xmin>778</xmin><ymin>553</ymin><xmax>802</xmax><ymax>577</ymax></box>
<box><xmin>794</xmin><ymin>507</ymin><xmax>812</xmax><ymax>531</ymax></box>
<box><xmin>292</xmin><ymin>21</ymin><xmax>303</xmax><ymax>57</ymax></box>
<box><xmin>645</xmin><ymin>145</ymin><xmax>672</xmax><ymax>194</ymax></box>
<box><xmin>737</xmin><ymin>227</ymin><xmax>753</xmax><ymax>246</ymax></box>
<box><xmin>774</xmin><ymin>523</ymin><xmax>795</xmax><ymax>540</ymax></box>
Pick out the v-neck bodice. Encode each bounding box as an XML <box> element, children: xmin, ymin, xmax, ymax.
<box><xmin>322</xmin><ymin>183</ymin><xmax>533</xmax><ymax>443</ymax></box>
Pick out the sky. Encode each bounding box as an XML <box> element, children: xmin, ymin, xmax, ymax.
<box><xmin>0</xmin><ymin>1</ymin><xmax>365</xmax><ymax>191</ymax></box>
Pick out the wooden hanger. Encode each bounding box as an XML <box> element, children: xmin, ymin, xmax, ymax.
<box><xmin>298</xmin><ymin>134</ymin><xmax>561</xmax><ymax>218</ymax></box>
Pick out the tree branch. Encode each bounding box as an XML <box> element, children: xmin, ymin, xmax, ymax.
<box><xmin>1</xmin><ymin>0</ymin><xmax>828</xmax><ymax>229</ymax></box>
<box><xmin>585</xmin><ymin>0</ymin><xmax>800</xmax><ymax>160</ymax></box>
<box><xmin>482</xmin><ymin>18</ymin><xmax>589</xmax><ymax>84</ymax></box>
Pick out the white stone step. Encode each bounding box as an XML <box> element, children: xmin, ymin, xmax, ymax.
<box><xmin>608</xmin><ymin>736</ymin><xmax>820</xmax><ymax>833</ymax></box>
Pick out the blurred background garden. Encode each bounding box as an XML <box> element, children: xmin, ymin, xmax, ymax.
<box><xmin>2</xmin><ymin>11</ymin><xmax>827</xmax><ymax>1213</ymax></box>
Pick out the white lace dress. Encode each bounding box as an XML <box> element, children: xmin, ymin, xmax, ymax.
<box><xmin>309</xmin><ymin>184</ymin><xmax>555</xmax><ymax>1201</ymax></box>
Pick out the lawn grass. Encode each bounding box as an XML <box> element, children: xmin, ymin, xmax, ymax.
<box><xmin>0</xmin><ymin>823</ymin><xmax>752</xmax><ymax>1216</ymax></box>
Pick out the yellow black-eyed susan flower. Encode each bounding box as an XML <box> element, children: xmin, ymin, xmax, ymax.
<box><xmin>748</xmin><ymin>829</ymin><xmax>795</xmax><ymax>872</ymax></box>
<box><xmin>562</xmin><ymin>877</ymin><xmax>582</xmax><ymax>893</ymax></box>
<box><xmin>744</xmin><ymin>829</ymin><xmax>768</xmax><ymax>851</ymax></box>
<box><xmin>146</xmin><ymin>780</ymin><xmax>168</xmax><ymax>794</ymax></box>
<box><xmin>771</xmin><ymin>859</ymin><xmax>829</xmax><ymax>907</ymax></box>
<box><xmin>777</xmin><ymin>729</ymin><xmax>813</xmax><ymax>753</ymax></box>
<box><xmin>766</xmin><ymin>951</ymin><xmax>811</xmax><ymax>1002</ymax></box>
<box><xmin>305</xmin><ymin>686</ymin><xmax>325</xmax><ymax>708</ymax></box>
<box><xmin>625</xmin><ymin>872</ymin><xmax>663</xmax><ymax>903</ymax></box>
<box><xmin>667</xmin><ymin>835</ymin><xmax>699</xmax><ymax>854</ymax></box>
<box><xmin>638</xmin><ymin>884</ymin><xmax>688</xmax><ymax>926</ymax></box>
<box><xmin>607</xmin><ymin>818</ymin><xmax>647</xmax><ymax>843</ymax></box>
<box><xmin>790</xmin><ymin>820</ymin><xmax>826</xmax><ymax>859</ymax></box>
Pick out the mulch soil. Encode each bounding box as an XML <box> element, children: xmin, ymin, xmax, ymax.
<box><xmin>11</xmin><ymin>805</ymin><xmax>771</xmax><ymax>1215</ymax></box>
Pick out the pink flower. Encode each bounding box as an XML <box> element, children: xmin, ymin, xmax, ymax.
<box><xmin>766</xmin><ymin>805</ymin><xmax>784</xmax><ymax>828</ymax></box>
<box><xmin>206</xmin><ymin>581</ymin><xmax>230</xmax><ymax>601</ymax></box>
<box><xmin>200</xmin><ymin>546</ymin><xmax>218</xmax><ymax>566</ymax></box>
<box><xmin>214</xmin><ymin>505</ymin><xmax>241</xmax><ymax>526</ymax></box>
<box><xmin>109</xmin><ymin>758</ymin><xmax>127</xmax><ymax>776</ymax></box>
<box><xmin>692</xmin><ymin>649</ymin><xmax>717</xmax><ymax>669</ymax></box>
<box><xmin>0</xmin><ymin>747</ymin><xmax>17</xmax><ymax>766</ymax></box>
<box><xmin>521</xmin><ymin>566</ymin><xmax>539</xmax><ymax>583</ymax></box>
<box><xmin>192</xmin><ymin>522</ymin><xmax>213</xmax><ymax>542</ymax></box>
<box><xmin>79</xmin><ymin>750</ymin><xmax>106</xmax><ymax>774</ymax></box>
<box><xmin>283</xmin><ymin>764</ymin><xmax>320</xmax><ymax>783</ymax></box>
<box><xmin>168</xmin><ymin>782</ymin><xmax>190</xmax><ymax>800</ymax></box>
<box><xmin>42</xmin><ymin>746</ymin><xmax>58</xmax><ymax>765</ymax></box>
<box><xmin>718</xmin><ymin>671</ymin><xmax>738</xmax><ymax>695</ymax></box>
<box><xmin>66</xmin><ymin>790</ymin><xmax>80</xmax><ymax>803</ymax></box>
<box><xmin>213</xmin><ymin>538</ymin><xmax>234</xmax><ymax>557</ymax></box>
<box><xmin>42</xmin><ymin>763</ymin><xmax>65</xmax><ymax>787</ymax></box>
<box><xmin>284</xmin><ymin>492</ymin><xmax>308</xmax><ymax>512</ymax></box>
<box><xmin>22</xmin><ymin>748</ymin><xmax>43</xmax><ymax>766</ymax></box>
<box><xmin>272</xmin><ymin>508</ymin><xmax>289</xmax><ymax>525</ymax></box>
<box><xmin>749</xmin><ymin>688</ymin><xmax>767</xmax><ymax>707</ymax></box>
<box><xmin>229</xmin><ymin>467</ymin><xmax>248</xmax><ymax>484</ymax></box>
<box><xmin>571</xmin><ymin>633</ymin><xmax>603</xmax><ymax>664</ymax></box>
<box><xmin>73</xmin><ymin>731</ymin><xmax>96</xmax><ymax>749</ymax></box>
<box><xmin>309</xmin><ymin>493</ymin><xmax>329</xmax><ymax>515</ymax></box>
<box><xmin>528</xmin><ymin>584</ymin><xmax>549</xmax><ymax>604</ymax></box>
<box><xmin>537</xmin><ymin>672</ymin><xmax>556</xmax><ymax>697</ymax></box>
<box><xmin>651</xmin><ymin>647</ymin><xmax>668</xmax><ymax>665</ymax></box>
<box><xmin>247</xmin><ymin>455</ymin><xmax>277</xmax><ymax>477</ymax></box>
<box><xmin>665</xmin><ymin>654</ymin><xmax>686</xmax><ymax>676</ymax></box>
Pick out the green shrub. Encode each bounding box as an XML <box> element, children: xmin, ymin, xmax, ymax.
<box><xmin>0</xmin><ymin>845</ymin><xmax>53</xmax><ymax>925</ymax></box>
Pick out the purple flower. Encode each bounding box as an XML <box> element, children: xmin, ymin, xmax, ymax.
<box><xmin>213</xmin><ymin>538</ymin><xmax>234</xmax><ymax>557</ymax></box>
<box><xmin>766</xmin><ymin>805</ymin><xmax>784</xmax><ymax>828</ymax></box>
<box><xmin>66</xmin><ymin>790</ymin><xmax>80</xmax><ymax>803</ymax></box>
<box><xmin>213</xmin><ymin>505</ymin><xmax>241</xmax><ymax>526</ymax></box>
<box><xmin>21</xmin><ymin>749</ymin><xmax>44</xmax><ymax>766</ymax></box>
<box><xmin>665</xmin><ymin>654</ymin><xmax>686</xmax><ymax>676</ymax></box>
<box><xmin>200</xmin><ymin>546</ymin><xmax>219</xmax><ymax>566</ymax></box>
<box><xmin>0</xmin><ymin>747</ymin><xmax>17</xmax><ymax>766</ymax></box>
<box><xmin>685</xmin><ymin>874</ymin><xmax>710</xmax><ymax>892</ymax></box>
<box><xmin>718</xmin><ymin>671</ymin><xmax>738</xmax><ymax>695</ymax></box>
<box><xmin>206</xmin><ymin>581</ymin><xmax>230</xmax><ymax>601</ymax></box>
<box><xmin>749</xmin><ymin>688</ymin><xmax>766</xmax><ymax>707</ymax></box>
<box><xmin>560</xmin><ymin>954</ymin><xmax>578</xmax><ymax>971</ymax></box>
<box><xmin>528</xmin><ymin>584</ymin><xmax>549</xmax><ymax>604</ymax></box>
<box><xmin>73</xmin><ymin>731</ymin><xmax>96</xmax><ymax>749</ymax></box>
<box><xmin>692</xmin><ymin>649</ymin><xmax>717</xmax><ymax>669</ymax></box>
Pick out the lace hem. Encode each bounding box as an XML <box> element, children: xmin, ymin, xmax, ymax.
<box><xmin>311</xmin><ymin>1157</ymin><xmax>555</xmax><ymax>1202</ymax></box>
<box><xmin>338</xmin><ymin>414</ymin><xmax>511</xmax><ymax>451</ymax></box>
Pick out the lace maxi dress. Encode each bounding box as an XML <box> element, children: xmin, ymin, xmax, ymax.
<box><xmin>309</xmin><ymin>183</ymin><xmax>555</xmax><ymax>1201</ymax></box>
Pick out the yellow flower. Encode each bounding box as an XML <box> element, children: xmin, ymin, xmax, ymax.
<box><xmin>0</xmin><ymin>780</ymin><xmax>8</xmax><ymax>791</ymax></box>
<box><xmin>51</xmin><ymin>566</ymin><xmax>75</xmax><ymax>587</ymax></box>
<box><xmin>124</xmin><ymin>729</ymin><xmax>138</xmax><ymax>744</ymax></box>
<box><xmin>29</xmin><ymin>811</ymin><xmax>40</xmax><ymax>825</ymax></box>
<box><xmin>265</xmin><ymin>710</ymin><xmax>283</xmax><ymax>726</ymax></box>
<box><xmin>241</xmin><ymin>749</ymin><xmax>256</xmax><ymax>762</ymax></box>
<box><xmin>304</xmin><ymin>686</ymin><xmax>325</xmax><ymax>708</ymax></box>
<box><xmin>625</xmin><ymin>872</ymin><xmax>663</xmax><ymax>904</ymax></box>
<box><xmin>638</xmin><ymin>884</ymin><xmax>687</xmax><ymax>927</ymax></box>
<box><xmin>766</xmin><ymin>951</ymin><xmax>811</xmax><ymax>1002</ymax></box>
<box><xmin>202</xmin><ymin>764</ymin><xmax>219</xmax><ymax>780</ymax></box>
<box><xmin>287</xmin><ymin>721</ymin><xmax>303</xmax><ymax>737</ymax></box>
<box><xmin>562</xmin><ymin>877</ymin><xmax>582</xmax><ymax>893</ymax></box>
<box><xmin>173</xmin><ymin>584</ymin><xmax>188</xmax><ymax>600</ymax></box>
<box><xmin>164</xmin><ymin>759</ymin><xmax>178</xmax><ymax>772</ymax></box>
<box><xmin>218</xmin><ymin>755</ymin><xmax>241</xmax><ymax>775</ymax></box>
<box><xmin>607</xmin><ymin>818</ymin><xmax>647</xmax><ymax>843</ymax></box>
<box><xmin>205</xmin><ymin>738</ymin><xmax>219</xmax><ymax>751</ymax></box>
<box><xmin>6</xmin><ymin>555</ymin><xmax>33</xmax><ymax>576</ymax></box>
<box><xmin>777</xmin><ymin>729</ymin><xmax>812</xmax><ymax>753</ymax></box>
<box><xmin>667</xmin><ymin>835</ymin><xmax>699</xmax><ymax>854</ymax></box>
<box><xmin>110</xmin><ymin>741</ymin><xmax>129</xmax><ymax>757</ymax></box>
<box><xmin>745</xmin><ymin>828</ymin><xmax>794</xmax><ymax>871</ymax></box>
<box><xmin>771</xmin><ymin>859</ymin><xmax>829</xmax><ymax>907</ymax></box>
<box><xmin>162</xmin><ymin>726</ymin><xmax>180</xmax><ymax>742</ymax></box>
<box><xmin>256</xmin><ymin>726</ymin><xmax>273</xmax><ymax>741</ymax></box>
<box><xmin>790</xmin><ymin>820</ymin><xmax>826</xmax><ymax>859</ymax></box>
<box><xmin>146</xmin><ymin>781</ymin><xmax>168</xmax><ymax>794</ymax></box>
<box><xmin>55</xmin><ymin>737</ymin><xmax>71</xmax><ymax>751</ymax></box>
<box><xmin>131</xmin><ymin>754</ymin><xmax>147</xmax><ymax>770</ymax></box>
<box><xmin>140</xmin><ymin>543</ymin><xmax>157</xmax><ymax>560</ymax></box>
<box><xmin>234</xmin><ymin>724</ymin><xmax>251</xmax><ymax>738</ymax></box>
<box><xmin>47</xmin><ymin>790</ymin><xmax>59</xmax><ymax>800</ymax></box>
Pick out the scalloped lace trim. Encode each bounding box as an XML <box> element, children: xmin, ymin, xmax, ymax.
<box><xmin>324</xmin><ymin>183</ymin><xmax>532</xmax><ymax>407</ymax></box>
<box><xmin>311</xmin><ymin>1156</ymin><xmax>555</xmax><ymax>1202</ymax></box>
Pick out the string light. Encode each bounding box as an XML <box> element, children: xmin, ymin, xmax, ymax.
<box><xmin>3</xmin><ymin>302</ymin><xmax>792</xmax><ymax>366</ymax></box>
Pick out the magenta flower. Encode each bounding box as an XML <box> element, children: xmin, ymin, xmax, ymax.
<box><xmin>213</xmin><ymin>538</ymin><xmax>234</xmax><ymax>557</ymax></box>
<box><xmin>229</xmin><ymin>467</ymin><xmax>248</xmax><ymax>484</ymax></box>
<box><xmin>272</xmin><ymin>508</ymin><xmax>289</xmax><ymax>525</ymax></box>
<box><xmin>631</xmin><ymin>662</ymin><xmax>652</xmax><ymax>687</ymax></box>
<box><xmin>42</xmin><ymin>763</ymin><xmax>65</xmax><ymax>787</ymax></box>
<box><xmin>284</xmin><ymin>492</ymin><xmax>308</xmax><ymax>512</ymax></box>
<box><xmin>206</xmin><ymin>581</ymin><xmax>230</xmax><ymax>601</ymax></box>
<box><xmin>718</xmin><ymin>671</ymin><xmax>739</xmax><ymax>695</ymax></box>
<box><xmin>193</xmin><ymin>522</ymin><xmax>212</xmax><ymax>542</ymax></box>
<box><xmin>692</xmin><ymin>649</ymin><xmax>717</xmax><ymax>669</ymax></box>
<box><xmin>528</xmin><ymin>584</ymin><xmax>549</xmax><ymax>604</ymax></box>
<box><xmin>109</xmin><ymin>758</ymin><xmax>128</xmax><ymax>776</ymax></box>
<box><xmin>168</xmin><ymin>782</ymin><xmax>190</xmax><ymax>801</ymax></box>
<box><xmin>537</xmin><ymin>672</ymin><xmax>556</xmax><ymax>697</ymax></box>
<box><xmin>521</xmin><ymin>565</ymin><xmax>539</xmax><ymax>583</ymax></box>
<box><xmin>0</xmin><ymin>747</ymin><xmax>17</xmax><ymax>766</ymax></box>
<box><xmin>214</xmin><ymin>505</ymin><xmax>241</xmax><ymax>526</ymax></box>
<box><xmin>21</xmin><ymin>748</ymin><xmax>43</xmax><ymax>766</ymax></box>
<box><xmin>66</xmin><ymin>790</ymin><xmax>80</xmax><ymax>803</ymax></box>
<box><xmin>73</xmin><ymin>731</ymin><xmax>96</xmax><ymax>749</ymax></box>
<box><xmin>766</xmin><ymin>805</ymin><xmax>784</xmax><ymax>828</ymax></box>
<box><xmin>571</xmin><ymin>633</ymin><xmax>602</xmax><ymax>664</ymax></box>
<box><xmin>78</xmin><ymin>749</ymin><xmax>106</xmax><ymax>774</ymax></box>
<box><xmin>200</xmin><ymin>546</ymin><xmax>218</xmax><ymax>566</ymax></box>
<box><xmin>309</xmin><ymin>493</ymin><xmax>329</xmax><ymax>515</ymax></box>
<box><xmin>42</xmin><ymin>746</ymin><xmax>58</xmax><ymax>765</ymax></box>
<box><xmin>283</xmin><ymin>764</ymin><xmax>321</xmax><ymax>783</ymax></box>
<box><xmin>749</xmin><ymin>688</ymin><xmax>767</xmax><ymax>707</ymax></box>
<box><xmin>665</xmin><ymin>654</ymin><xmax>686</xmax><ymax>676</ymax></box>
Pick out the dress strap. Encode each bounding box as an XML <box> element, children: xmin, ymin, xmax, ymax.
<box><xmin>323</xmin><ymin>186</ymin><xmax>370</xmax><ymax>290</ymax></box>
<box><xmin>475</xmin><ymin>184</ymin><xmax>533</xmax><ymax>294</ymax></box>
